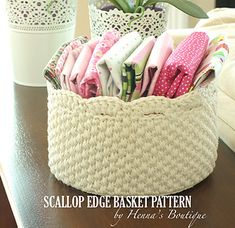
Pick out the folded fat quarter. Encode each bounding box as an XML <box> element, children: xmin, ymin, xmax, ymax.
<box><xmin>79</xmin><ymin>30</ymin><xmax>120</xmax><ymax>98</ymax></box>
<box><xmin>192</xmin><ymin>35</ymin><xmax>229</xmax><ymax>89</ymax></box>
<box><xmin>44</xmin><ymin>37</ymin><xmax>88</xmax><ymax>89</ymax></box>
<box><xmin>44</xmin><ymin>42</ymin><xmax>69</xmax><ymax>89</ymax></box>
<box><xmin>69</xmin><ymin>39</ymin><xmax>99</xmax><ymax>95</ymax></box>
<box><xmin>56</xmin><ymin>39</ymin><xmax>83</xmax><ymax>76</ymax></box>
<box><xmin>121</xmin><ymin>36</ymin><xmax>155</xmax><ymax>101</ymax></box>
<box><xmin>60</xmin><ymin>47</ymin><xmax>82</xmax><ymax>91</ymax></box>
<box><xmin>153</xmin><ymin>32</ymin><xmax>209</xmax><ymax>98</ymax></box>
<box><xmin>96</xmin><ymin>31</ymin><xmax>142</xmax><ymax>97</ymax></box>
<box><xmin>141</xmin><ymin>32</ymin><xmax>174</xmax><ymax>96</ymax></box>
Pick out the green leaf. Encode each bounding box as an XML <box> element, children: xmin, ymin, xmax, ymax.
<box><xmin>107</xmin><ymin>0</ymin><xmax>122</xmax><ymax>10</ymax></box>
<box><xmin>134</xmin><ymin>0</ymin><xmax>146</xmax><ymax>12</ymax></box>
<box><xmin>134</xmin><ymin>0</ymin><xmax>141</xmax><ymax>11</ymax></box>
<box><xmin>143</xmin><ymin>0</ymin><xmax>208</xmax><ymax>18</ymax></box>
<box><xmin>112</xmin><ymin>0</ymin><xmax>134</xmax><ymax>13</ymax></box>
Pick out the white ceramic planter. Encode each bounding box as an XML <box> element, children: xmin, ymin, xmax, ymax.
<box><xmin>6</xmin><ymin>0</ymin><xmax>77</xmax><ymax>87</ymax></box>
<box><xmin>88</xmin><ymin>0</ymin><xmax>168</xmax><ymax>39</ymax></box>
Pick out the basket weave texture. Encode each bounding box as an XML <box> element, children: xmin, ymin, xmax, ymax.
<box><xmin>48</xmin><ymin>83</ymin><xmax>218</xmax><ymax>196</ymax></box>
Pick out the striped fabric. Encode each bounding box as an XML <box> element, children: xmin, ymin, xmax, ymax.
<box><xmin>121</xmin><ymin>36</ymin><xmax>155</xmax><ymax>101</ymax></box>
<box><xmin>192</xmin><ymin>34</ymin><xmax>229</xmax><ymax>89</ymax></box>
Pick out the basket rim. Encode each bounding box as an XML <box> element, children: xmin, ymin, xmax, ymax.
<box><xmin>47</xmin><ymin>82</ymin><xmax>213</xmax><ymax>107</ymax></box>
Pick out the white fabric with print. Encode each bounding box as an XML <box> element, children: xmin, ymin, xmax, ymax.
<box><xmin>96</xmin><ymin>32</ymin><xmax>142</xmax><ymax>97</ymax></box>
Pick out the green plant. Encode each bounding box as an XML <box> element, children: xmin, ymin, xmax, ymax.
<box><xmin>107</xmin><ymin>0</ymin><xmax>208</xmax><ymax>18</ymax></box>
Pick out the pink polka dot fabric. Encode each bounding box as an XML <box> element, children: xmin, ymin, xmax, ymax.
<box><xmin>153</xmin><ymin>32</ymin><xmax>209</xmax><ymax>98</ymax></box>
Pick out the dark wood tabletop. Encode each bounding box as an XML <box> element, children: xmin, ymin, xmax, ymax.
<box><xmin>0</xmin><ymin>84</ymin><xmax>235</xmax><ymax>228</ymax></box>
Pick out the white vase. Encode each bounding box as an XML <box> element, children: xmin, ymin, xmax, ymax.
<box><xmin>88</xmin><ymin>0</ymin><xmax>168</xmax><ymax>39</ymax></box>
<box><xmin>6</xmin><ymin>0</ymin><xmax>77</xmax><ymax>87</ymax></box>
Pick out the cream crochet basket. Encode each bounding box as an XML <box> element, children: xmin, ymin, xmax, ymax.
<box><xmin>47</xmin><ymin>80</ymin><xmax>218</xmax><ymax>196</ymax></box>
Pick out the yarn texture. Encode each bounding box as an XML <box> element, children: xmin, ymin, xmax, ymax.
<box><xmin>47</xmin><ymin>84</ymin><xmax>218</xmax><ymax>196</ymax></box>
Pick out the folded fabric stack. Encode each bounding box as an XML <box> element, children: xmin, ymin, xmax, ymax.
<box><xmin>44</xmin><ymin>36</ymin><xmax>88</xmax><ymax>90</ymax></box>
<box><xmin>44</xmin><ymin>30</ymin><xmax>229</xmax><ymax>101</ymax></box>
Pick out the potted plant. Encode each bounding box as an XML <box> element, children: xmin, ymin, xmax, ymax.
<box><xmin>89</xmin><ymin>0</ymin><xmax>208</xmax><ymax>38</ymax></box>
<box><xmin>6</xmin><ymin>0</ymin><xmax>77</xmax><ymax>86</ymax></box>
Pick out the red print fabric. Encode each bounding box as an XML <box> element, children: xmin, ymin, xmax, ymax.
<box><xmin>153</xmin><ymin>32</ymin><xmax>209</xmax><ymax>98</ymax></box>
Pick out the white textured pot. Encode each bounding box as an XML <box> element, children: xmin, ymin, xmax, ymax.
<box><xmin>88</xmin><ymin>0</ymin><xmax>168</xmax><ymax>39</ymax></box>
<box><xmin>6</xmin><ymin>0</ymin><xmax>77</xmax><ymax>87</ymax></box>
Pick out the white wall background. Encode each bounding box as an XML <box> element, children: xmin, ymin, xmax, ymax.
<box><xmin>167</xmin><ymin>0</ymin><xmax>215</xmax><ymax>29</ymax></box>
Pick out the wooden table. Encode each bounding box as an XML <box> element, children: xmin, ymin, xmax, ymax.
<box><xmin>0</xmin><ymin>84</ymin><xmax>235</xmax><ymax>228</ymax></box>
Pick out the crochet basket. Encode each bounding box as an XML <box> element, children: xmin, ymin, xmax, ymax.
<box><xmin>47</xmin><ymin>81</ymin><xmax>218</xmax><ymax>196</ymax></box>
<box><xmin>88</xmin><ymin>0</ymin><xmax>168</xmax><ymax>39</ymax></box>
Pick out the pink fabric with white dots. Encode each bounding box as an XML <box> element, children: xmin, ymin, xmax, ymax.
<box><xmin>79</xmin><ymin>30</ymin><xmax>120</xmax><ymax>98</ymax></box>
<box><xmin>153</xmin><ymin>32</ymin><xmax>209</xmax><ymax>98</ymax></box>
